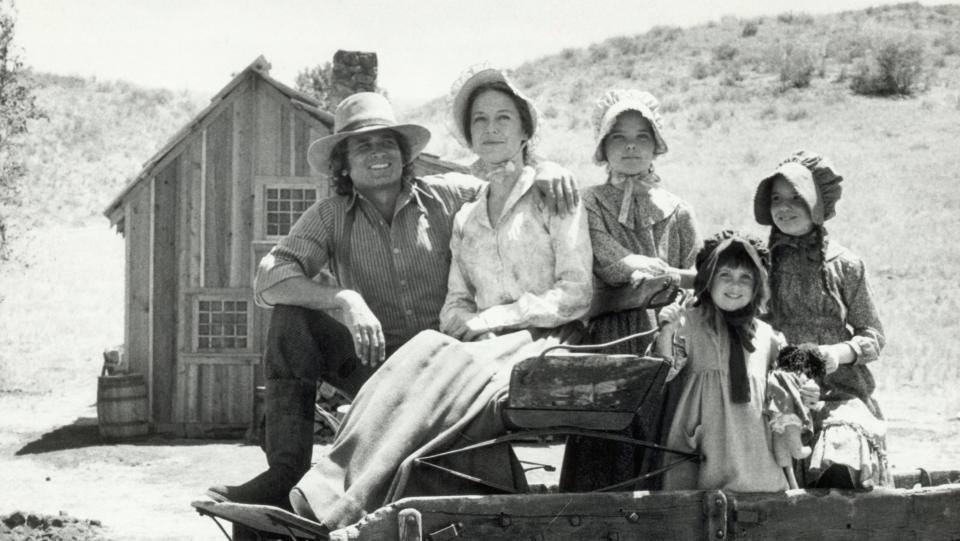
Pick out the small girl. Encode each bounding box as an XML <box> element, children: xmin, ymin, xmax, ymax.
<box><xmin>658</xmin><ymin>231</ymin><xmax>789</xmax><ymax>492</ymax></box>
<box><xmin>754</xmin><ymin>150</ymin><xmax>888</xmax><ymax>488</ymax></box>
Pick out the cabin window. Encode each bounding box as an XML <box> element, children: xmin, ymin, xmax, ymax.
<box><xmin>265</xmin><ymin>187</ymin><xmax>318</xmax><ymax>236</ymax></box>
<box><xmin>196</xmin><ymin>299</ymin><xmax>250</xmax><ymax>350</ymax></box>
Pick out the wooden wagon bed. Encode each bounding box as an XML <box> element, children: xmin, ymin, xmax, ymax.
<box><xmin>195</xmin><ymin>471</ymin><xmax>960</xmax><ymax>541</ymax></box>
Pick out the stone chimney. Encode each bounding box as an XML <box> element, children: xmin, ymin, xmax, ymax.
<box><xmin>329</xmin><ymin>50</ymin><xmax>378</xmax><ymax>108</ymax></box>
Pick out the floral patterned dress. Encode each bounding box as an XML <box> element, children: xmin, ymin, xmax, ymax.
<box><xmin>767</xmin><ymin>230</ymin><xmax>890</xmax><ymax>488</ymax></box>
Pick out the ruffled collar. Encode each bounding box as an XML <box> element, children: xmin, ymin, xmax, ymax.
<box><xmin>593</xmin><ymin>172</ymin><xmax>681</xmax><ymax>230</ymax></box>
<box><xmin>770</xmin><ymin>228</ymin><xmax>847</xmax><ymax>263</ymax></box>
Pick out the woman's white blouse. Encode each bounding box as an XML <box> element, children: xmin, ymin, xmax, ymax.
<box><xmin>439</xmin><ymin>166</ymin><xmax>594</xmax><ymax>333</ymax></box>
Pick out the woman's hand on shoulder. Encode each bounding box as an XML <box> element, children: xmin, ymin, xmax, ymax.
<box><xmin>533</xmin><ymin>161</ymin><xmax>579</xmax><ymax>216</ymax></box>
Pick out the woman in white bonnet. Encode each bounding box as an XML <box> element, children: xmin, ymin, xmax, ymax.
<box><xmin>561</xmin><ymin>88</ymin><xmax>701</xmax><ymax>491</ymax></box>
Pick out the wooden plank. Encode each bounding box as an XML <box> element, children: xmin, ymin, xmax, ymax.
<box><xmin>204</xmin><ymin>105</ymin><xmax>234</xmax><ymax>288</ymax></box>
<box><xmin>333</xmin><ymin>491</ymin><xmax>707</xmax><ymax>541</ymax></box>
<box><xmin>183</xmin><ymin>286</ymin><xmax>253</xmax><ymax>296</ymax></box>
<box><xmin>279</xmin><ymin>104</ymin><xmax>292</xmax><ymax>176</ymax></box>
<box><xmin>182</xmin><ymin>422</ymin><xmax>248</xmax><ymax>439</ymax></box>
<box><xmin>256</xmin><ymin>78</ymin><xmax>282</xmax><ymax>177</ymax></box>
<box><xmin>125</xmin><ymin>184</ymin><xmax>152</xmax><ymax>379</ymax></box>
<box><xmin>230</xmin><ymin>83</ymin><xmax>256</xmax><ymax>288</ymax></box>
<box><xmin>180</xmin><ymin>354</ymin><xmax>260</xmax><ymax>366</ymax></box>
<box><xmin>330</xmin><ymin>486</ymin><xmax>960</xmax><ymax>541</ymax></box>
<box><xmin>178</xmin><ymin>139</ymin><xmax>203</xmax><ymax>293</ymax></box>
<box><xmin>199</xmin><ymin>364</ymin><xmax>219</xmax><ymax>423</ymax></box>
<box><xmin>173</xmin><ymin>347</ymin><xmax>189</xmax><ymax>424</ymax></box>
<box><xmin>185</xmin><ymin>363</ymin><xmax>199</xmax><ymax>423</ymax></box>
<box><xmin>175</xmin><ymin>138</ymin><xmax>202</xmax><ymax>424</ymax></box>
<box><xmin>235</xmin><ymin>365</ymin><xmax>253</xmax><ymax>422</ymax></box>
<box><xmin>294</xmin><ymin>115</ymin><xmax>311</xmax><ymax>176</ymax></box>
<box><xmin>733</xmin><ymin>485</ymin><xmax>960</xmax><ymax>540</ymax></box>
<box><xmin>151</xmin><ymin>160</ymin><xmax>180</xmax><ymax>425</ymax></box>
<box><xmin>199</xmin><ymin>130</ymin><xmax>207</xmax><ymax>287</ymax></box>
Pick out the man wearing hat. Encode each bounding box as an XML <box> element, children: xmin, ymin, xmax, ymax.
<box><xmin>207</xmin><ymin>92</ymin><xmax>577</xmax><ymax>508</ymax></box>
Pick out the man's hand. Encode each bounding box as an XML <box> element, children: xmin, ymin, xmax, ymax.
<box><xmin>338</xmin><ymin>292</ymin><xmax>385</xmax><ymax>367</ymax></box>
<box><xmin>533</xmin><ymin>161</ymin><xmax>579</xmax><ymax>216</ymax></box>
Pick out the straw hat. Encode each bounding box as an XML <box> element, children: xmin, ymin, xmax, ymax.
<box><xmin>592</xmin><ymin>89</ymin><xmax>668</xmax><ymax>165</ymax></box>
<box><xmin>307</xmin><ymin>92</ymin><xmax>431</xmax><ymax>174</ymax></box>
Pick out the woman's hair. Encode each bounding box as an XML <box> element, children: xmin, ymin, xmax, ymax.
<box><xmin>461</xmin><ymin>82</ymin><xmax>534</xmax><ymax>164</ymax></box>
<box><xmin>328</xmin><ymin>130</ymin><xmax>416</xmax><ymax>196</ymax></box>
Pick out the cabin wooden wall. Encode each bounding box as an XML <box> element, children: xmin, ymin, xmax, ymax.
<box><xmin>118</xmin><ymin>73</ymin><xmax>332</xmax><ymax>436</ymax></box>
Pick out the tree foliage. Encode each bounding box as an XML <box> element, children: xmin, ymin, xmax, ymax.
<box><xmin>294</xmin><ymin>61</ymin><xmax>335</xmax><ymax>111</ymax></box>
<box><xmin>0</xmin><ymin>0</ymin><xmax>43</xmax><ymax>259</ymax></box>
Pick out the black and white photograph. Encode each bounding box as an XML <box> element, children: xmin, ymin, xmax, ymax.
<box><xmin>1</xmin><ymin>0</ymin><xmax>959</xmax><ymax>539</ymax></box>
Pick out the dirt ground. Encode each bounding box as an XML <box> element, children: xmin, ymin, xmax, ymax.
<box><xmin>2</xmin><ymin>225</ymin><xmax>960</xmax><ymax>540</ymax></box>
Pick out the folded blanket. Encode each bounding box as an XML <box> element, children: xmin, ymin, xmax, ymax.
<box><xmin>292</xmin><ymin>327</ymin><xmax>577</xmax><ymax>528</ymax></box>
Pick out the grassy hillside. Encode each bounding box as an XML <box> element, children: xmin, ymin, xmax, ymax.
<box><xmin>409</xmin><ymin>3</ymin><xmax>960</xmax><ymax>390</ymax></box>
<box><xmin>3</xmin><ymin>73</ymin><xmax>204</xmax><ymax>240</ymax></box>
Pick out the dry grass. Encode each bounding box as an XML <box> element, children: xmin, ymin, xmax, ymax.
<box><xmin>0</xmin><ymin>224</ymin><xmax>124</xmax><ymax>393</ymax></box>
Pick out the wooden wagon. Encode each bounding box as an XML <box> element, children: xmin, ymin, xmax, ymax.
<box><xmin>193</xmin><ymin>333</ymin><xmax>960</xmax><ymax>540</ymax></box>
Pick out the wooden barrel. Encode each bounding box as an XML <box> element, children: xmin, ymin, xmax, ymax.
<box><xmin>97</xmin><ymin>373</ymin><xmax>149</xmax><ymax>439</ymax></box>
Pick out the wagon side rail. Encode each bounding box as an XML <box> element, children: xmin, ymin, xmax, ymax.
<box><xmin>329</xmin><ymin>483</ymin><xmax>960</xmax><ymax>541</ymax></box>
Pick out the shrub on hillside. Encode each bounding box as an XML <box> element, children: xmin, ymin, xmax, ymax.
<box><xmin>561</xmin><ymin>48</ymin><xmax>579</xmax><ymax>62</ymax></box>
<box><xmin>713</xmin><ymin>43</ymin><xmax>739</xmax><ymax>62</ymax></box>
<box><xmin>777</xmin><ymin>11</ymin><xmax>814</xmax><ymax>25</ymax></box>
<box><xmin>609</xmin><ymin>36</ymin><xmax>640</xmax><ymax>56</ymax></box>
<box><xmin>777</xmin><ymin>44</ymin><xmax>819</xmax><ymax>91</ymax></box>
<box><xmin>720</xmin><ymin>67</ymin><xmax>744</xmax><ymax>87</ymax></box>
<box><xmin>569</xmin><ymin>80</ymin><xmax>587</xmax><ymax>105</ymax></box>
<box><xmin>588</xmin><ymin>44</ymin><xmax>609</xmax><ymax>63</ymax></box>
<box><xmin>741</xmin><ymin>21</ymin><xmax>759</xmax><ymax>37</ymax></box>
<box><xmin>691</xmin><ymin>61</ymin><xmax>711</xmax><ymax>80</ymax></box>
<box><xmin>850</xmin><ymin>34</ymin><xmax>926</xmax><ymax>96</ymax></box>
<box><xmin>648</xmin><ymin>25</ymin><xmax>682</xmax><ymax>43</ymax></box>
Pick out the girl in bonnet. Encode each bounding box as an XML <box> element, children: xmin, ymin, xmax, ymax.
<box><xmin>560</xmin><ymin>89</ymin><xmax>700</xmax><ymax>491</ymax></box>
<box><xmin>657</xmin><ymin>231</ymin><xmax>789</xmax><ymax>492</ymax></box>
<box><xmin>754</xmin><ymin>151</ymin><xmax>889</xmax><ymax>488</ymax></box>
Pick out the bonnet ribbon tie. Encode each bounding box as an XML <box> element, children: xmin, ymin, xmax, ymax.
<box><xmin>612</xmin><ymin>171</ymin><xmax>659</xmax><ymax>227</ymax></box>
